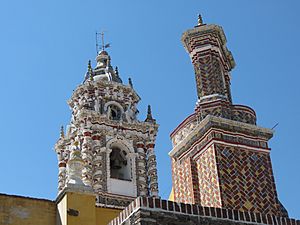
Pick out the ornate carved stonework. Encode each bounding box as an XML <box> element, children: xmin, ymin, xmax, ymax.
<box><xmin>55</xmin><ymin>50</ymin><xmax>159</xmax><ymax>208</ymax></box>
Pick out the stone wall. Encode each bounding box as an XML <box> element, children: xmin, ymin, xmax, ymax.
<box><xmin>0</xmin><ymin>193</ymin><xmax>56</xmax><ymax>225</ymax></box>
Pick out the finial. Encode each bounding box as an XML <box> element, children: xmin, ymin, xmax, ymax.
<box><xmin>148</xmin><ymin>105</ymin><xmax>152</xmax><ymax>114</ymax></box>
<box><xmin>60</xmin><ymin>125</ymin><xmax>65</xmax><ymax>138</ymax></box>
<box><xmin>66</xmin><ymin>140</ymin><xmax>87</xmax><ymax>187</ymax></box>
<box><xmin>145</xmin><ymin>105</ymin><xmax>156</xmax><ymax>123</ymax></box>
<box><xmin>115</xmin><ymin>66</ymin><xmax>119</xmax><ymax>76</ymax></box>
<box><xmin>128</xmin><ymin>78</ymin><xmax>133</xmax><ymax>88</ymax></box>
<box><xmin>197</xmin><ymin>14</ymin><xmax>203</xmax><ymax>26</ymax></box>
<box><xmin>88</xmin><ymin>60</ymin><xmax>92</xmax><ymax>70</ymax></box>
<box><xmin>87</xmin><ymin>60</ymin><xmax>94</xmax><ymax>81</ymax></box>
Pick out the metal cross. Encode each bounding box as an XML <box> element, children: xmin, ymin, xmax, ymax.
<box><xmin>96</xmin><ymin>31</ymin><xmax>110</xmax><ymax>54</ymax></box>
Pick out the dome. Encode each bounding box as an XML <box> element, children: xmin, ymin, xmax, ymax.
<box><xmin>83</xmin><ymin>50</ymin><xmax>123</xmax><ymax>84</ymax></box>
<box><xmin>98</xmin><ymin>50</ymin><xmax>108</xmax><ymax>56</ymax></box>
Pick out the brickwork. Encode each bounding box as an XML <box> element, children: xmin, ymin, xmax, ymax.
<box><xmin>170</xmin><ymin>113</ymin><xmax>283</xmax><ymax>216</ymax></box>
<box><xmin>108</xmin><ymin>197</ymin><xmax>300</xmax><ymax>225</ymax></box>
<box><xmin>215</xmin><ymin>144</ymin><xmax>281</xmax><ymax>216</ymax></box>
<box><xmin>172</xmin><ymin>157</ymin><xmax>194</xmax><ymax>203</ymax></box>
<box><xmin>169</xmin><ymin>18</ymin><xmax>285</xmax><ymax>218</ymax></box>
<box><xmin>196</xmin><ymin>146</ymin><xmax>222</xmax><ymax>208</ymax></box>
<box><xmin>180</xmin><ymin>23</ymin><xmax>257</xmax><ymax>126</ymax></box>
<box><xmin>194</xmin><ymin>54</ymin><xmax>227</xmax><ymax>98</ymax></box>
<box><xmin>182</xmin><ymin>28</ymin><xmax>234</xmax><ymax>103</ymax></box>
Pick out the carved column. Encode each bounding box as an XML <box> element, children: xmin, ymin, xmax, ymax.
<box><xmin>92</xmin><ymin>145</ymin><xmax>106</xmax><ymax>192</ymax></box>
<box><xmin>81</xmin><ymin>128</ymin><xmax>93</xmax><ymax>186</ymax></box>
<box><xmin>146</xmin><ymin>142</ymin><xmax>159</xmax><ymax>197</ymax></box>
<box><xmin>55</xmin><ymin>139</ymin><xmax>67</xmax><ymax>192</ymax></box>
<box><xmin>57</xmin><ymin>155</ymin><xmax>67</xmax><ymax>192</ymax></box>
<box><xmin>136</xmin><ymin>142</ymin><xmax>147</xmax><ymax>196</ymax></box>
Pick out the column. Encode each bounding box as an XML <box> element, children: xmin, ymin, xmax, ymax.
<box><xmin>146</xmin><ymin>142</ymin><xmax>159</xmax><ymax>197</ymax></box>
<box><xmin>81</xmin><ymin>128</ymin><xmax>93</xmax><ymax>186</ymax></box>
<box><xmin>136</xmin><ymin>142</ymin><xmax>148</xmax><ymax>196</ymax></box>
<box><xmin>58</xmin><ymin>160</ymin><xmax>66</xmax><ymax>192</ymax></box>
<box><xmin>92</xmin><ymin>145</ymin><xmax>106</xmax><ymax>192</ymax></box>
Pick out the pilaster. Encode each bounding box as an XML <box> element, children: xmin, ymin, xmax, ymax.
<box><xmin>82</xmin><ymin>129</ymin><xmax>93</xmax><ymax>186</ymax></box>
<box><xmin>136</xmin><ymin>142</ymin><xmax>148</xmax><ymax>196</ymax></box>
<box><xmin>146</xmin><ymin>142</ymin><xmax>159</xmax><ymax>197</ymax></box>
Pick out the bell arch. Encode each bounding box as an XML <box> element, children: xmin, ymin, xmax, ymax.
<box><xmin>105</xmin><ymin>136</ymin><xmax>137</xmax><ymax>197</ymax></box>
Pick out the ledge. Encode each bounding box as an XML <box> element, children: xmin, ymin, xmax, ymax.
<box><xmin>169</xmin><ymin>115</ymin><xmax>273</xmax><ymax>158</ymax></box>
<box><xmin>108</xmin><ymin>197</ymin><xmax>299</xmax><ymax>225</ymax></box>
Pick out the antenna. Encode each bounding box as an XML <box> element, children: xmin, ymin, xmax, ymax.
<box><xmin>96</xmin><ymin>31</ymin><xmax>111</xmax><ymax>54</ymax></box>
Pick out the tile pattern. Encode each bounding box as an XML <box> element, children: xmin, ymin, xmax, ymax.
<box><xmin>181</xmin><ymin>24</ymin><xmax>256</xmax><ymax>126</ymax></box>
<box><xmin>172</xmin><ymin>158</ymin><xmax>194</xmax><ymax>204</ymax></box>
<box><xmin>194</xmin><ymin>54</ymin><xmax>226</xmax><ymax>98</ymax></box>
<box><xmin>196</xmin><ymin>146</ymin><xmax>222</xmax><ymax>208</ymax></box>
<box><xmin>215</xmin><ymin>144</ymin><xmax>281</xmax><ymax>216</ymax></box>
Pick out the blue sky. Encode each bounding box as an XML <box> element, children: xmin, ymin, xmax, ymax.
<box><xmin>0</xmin><ymin>0</ymin><xmax>299</xmax><ymax>218</ymax></box>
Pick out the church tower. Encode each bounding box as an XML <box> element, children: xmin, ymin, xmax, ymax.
<box><xmin>169</xmin><ymin>16</ymin><xmax>286</xmax><ymax>217</ymax></box>
<box><xmin>55</xmin><ymin>48</ymin><xmax>159</xmax><ymax>209</ymax></box>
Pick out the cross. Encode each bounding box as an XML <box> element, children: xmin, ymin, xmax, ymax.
<box><xmin>96</xmin><ymin>31</ymin><xmax>110</xmax><ymax>54</ymax></box>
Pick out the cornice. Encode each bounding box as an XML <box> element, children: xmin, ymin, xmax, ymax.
<box><xmin>169</xmin><ymin>115</ymin><xmax>273</xmax><ymax>158</ymax></box>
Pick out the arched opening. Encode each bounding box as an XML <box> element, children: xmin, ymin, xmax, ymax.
<box><xmin>110</xmin><ymin>147</ymin><xmax>131</xmax><ymax>180</ymax></box>
<box><xmin>108</xmin><ymin>104</ymin><xmax>122</xmax><ymax>121</ymax></box>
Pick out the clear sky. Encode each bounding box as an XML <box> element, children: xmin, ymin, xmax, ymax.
<box><xmin>0</xmin><ymin>0</ymin><xmax>299</xmax><ymax>218</ymax></box>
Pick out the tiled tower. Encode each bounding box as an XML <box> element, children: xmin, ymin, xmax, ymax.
<box><xmin>169</xmin><ymin>16</ymin><xmax>286</xmax><ymax>217</ymax></box>
<box><xmin>55</xmin><ymin>49</ymin><xmax>159</xmax><ymax>209</ymax></box>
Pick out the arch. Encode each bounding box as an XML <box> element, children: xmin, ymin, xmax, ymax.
<box><xmin>106</xmin><ymin>136</ymin><xmax>134</xmax><ymax>153</ymax></box>
<box><xmin>104</xmin><ymin>101</ymin><xmax>124</xmax><ymax>121</ymax></box>
<box><xmin>105</xmin><ymin>136</ymin><xmax>137</xmax><ymax>197</ymax></box>
<box><xmin>104</xmin><ymin>101</ymin><xmax>124</xmax><ymax>113</ymax></box>
<box><xmin>106</xmin><ymin>137</ymin><xmax>134</xmax><ymax>181</ymax></box>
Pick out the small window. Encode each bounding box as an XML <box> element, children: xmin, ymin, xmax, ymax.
<box><xmin>108</xmin><ymin>105</ymin><xmax>121</xmax><ymax>121</ymax></box>
<box><xmin>110</xmin><ymin>147</ymin><xmax>131</xmax><ymax>180</ymax></box>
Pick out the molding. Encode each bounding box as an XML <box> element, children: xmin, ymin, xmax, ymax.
<box><xmin>169</xmin><ymin>115</ymin><xmax>273</xmax><ymax>158</ymax></box>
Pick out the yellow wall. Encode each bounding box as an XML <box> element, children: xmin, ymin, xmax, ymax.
<box><xmin>66</xmin><ymin>192</ymin><xmax>96</xmax><ymax>225</ymax></box>
<box><xmin>56</xmin><ymin>191</ymin><xmax>121</xmax><ymax>225</ymax></box>
<box><xmin>0</xmin><ymin>192</ymin><xmax>122</xmax><ymax>225</ymax></box>
<box><xmin>96</xmin><ymin>207</ymin><xmax>121</xmax><ymax>225</ymax></box>
<box><xmin>0</xmin><ymin>193</ymin><xmax>56</xmax><ymax>225</ymax></box>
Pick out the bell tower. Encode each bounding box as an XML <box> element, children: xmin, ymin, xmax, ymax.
<box><xmin>55</xmin><ymin>49</ymin><xmax>159</xmax><ymax>209</ymax></box>
<box><xmin>169</xmin><ymin>16</ymin><xmax>287</xmax><ymax>217</ymax></box>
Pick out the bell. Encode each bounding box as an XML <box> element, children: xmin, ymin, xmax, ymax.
<box><xmin>111</xmin><ymin>159</ymin><xmax>122</xmax><ymax>169</ymax></box>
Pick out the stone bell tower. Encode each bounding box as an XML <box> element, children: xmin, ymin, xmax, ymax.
<box><xmin>55</xmin><ymin>48</ymin><xmax>159</xmax><ymax>208</ymax></box>
<box><xmin>169</xmin><ymin>15</ymin><xmax>286</xmax><ymax>217</ymax></box>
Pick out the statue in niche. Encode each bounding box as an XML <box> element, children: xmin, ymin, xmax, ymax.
<box><xmin>124</xmin><ymin>102</ymin><xmax>138</xmax><ymax>123</ymax></box>
<box><xmin>107</xmin><ymin>104</ymin><xmax>122</xmax><ymax>121</ymax></box>
<box><xmin>94</xmin><ymin>99</ymin><xmax>100</xmax><ymax>112</ymax></box>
